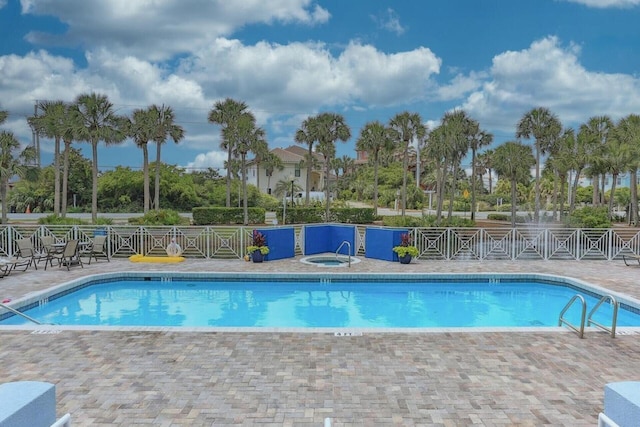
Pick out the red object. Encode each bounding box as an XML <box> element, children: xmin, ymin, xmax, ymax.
<box><xmin>2</xmin><ymin>298</ymin><xmax>11</xmax><ymax>303</ymax></box>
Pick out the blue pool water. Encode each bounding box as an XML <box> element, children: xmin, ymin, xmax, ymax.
<box><xmin>2</xmin><ymin>275</ymin><xmax>638</xmax><ymax>328</ymax></box>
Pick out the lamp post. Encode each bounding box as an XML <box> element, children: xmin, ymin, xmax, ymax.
<box><xmin>290</xmin><ymin>179</ymin><xmax>295</xmax><ymax>207</ymax></box>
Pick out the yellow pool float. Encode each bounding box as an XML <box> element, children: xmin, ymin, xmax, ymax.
<box><xmin>129</xmin><ymin>254</ymin><xmax>185</xmax><ymax>263</ymax></box>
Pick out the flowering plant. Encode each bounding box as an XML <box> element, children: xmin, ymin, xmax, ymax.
<box><xmin>247</xmin><ymin>230</ymin><xmax>270</xmax><ymax>255</ymax></box>
<box><xmin>392</xmin><ymin>233</ymin><xmax>418</xmax><ymax>257</ymax></box>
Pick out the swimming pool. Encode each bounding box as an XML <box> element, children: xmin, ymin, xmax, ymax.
<box><xmin>2</xmin><ymin>273</ymin><xmax>639</xmax><ymax>330</ymax></box>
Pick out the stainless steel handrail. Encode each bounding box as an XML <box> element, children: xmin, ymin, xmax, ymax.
<box><xmin>558</xmin><ymin>294</ymin><xmax>587</xmax><ymax>338</ymax></box>
<box><xmin>0</xmin><ymin>302</ymin><xmax>44</xmax><ymax>325</ymax></box>
<box><xmin>335</xmin><ymin>241</ymin><xmax>351</xmax><ymax>268</ymax></box>
<box><xmin>588</xmin><ymin>295</ymin><xmax>619</xmax><ymax>338</ymax></box>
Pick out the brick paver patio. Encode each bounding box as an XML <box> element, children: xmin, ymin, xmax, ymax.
<box><xmin>2</xmin><ymin>257</ymin><xmax>640</xmax><ymax>426</ymax></box>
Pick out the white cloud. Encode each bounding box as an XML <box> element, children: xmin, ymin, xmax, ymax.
<box><xmin>20</xmin><ymin>0</ymin><xmax>330</xmax><ymax>61</ymax></box>
<box><xmin>460</xmin><ymin>36</ymin><xmax>640</xmax><ymax>131</ymax></box>
<box><xmin>184</xmin><ymin>151</ymin><xmax>227</xmax><ymax>173</ymax></box>
<box><xmin>564</xmin><ymin>0</ymin><xmax>640</xmax><ymax>8</ymax></box>
<box><xmin>371</xmin><ymin>8</ymin><xmax>406</xmax><ymax>35</ymax></box>
<box><xmin>182</xmin><ymin>39</ymin><xmax>440</xmax><ymax>111</ymax></box>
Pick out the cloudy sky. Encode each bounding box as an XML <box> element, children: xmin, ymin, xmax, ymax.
<box><xmin>1</xmin><ymin>0</ymin><xmax>640</xmax><ymax>173</ymax></box>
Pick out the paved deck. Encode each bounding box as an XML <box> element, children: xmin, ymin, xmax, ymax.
<box><xmin>2</xmin><ymin>257</ymin><xmax>640</xmax><ymax>426</ymax></box>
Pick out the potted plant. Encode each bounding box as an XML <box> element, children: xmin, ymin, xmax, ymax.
<box><xmin>247</xmin><ymin>230</ymin><xmax>270</xmax><ymax>263</ymax></box>
<box><xmin>392</xmin><ymin>233</ymin><xmax>418</xmax><ymax>264</ymax></box>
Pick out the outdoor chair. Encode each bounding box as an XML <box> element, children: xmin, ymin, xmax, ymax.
<box><xmin>47</xmin><ymin>240</ymin><xmax>83</xmax><ymax>271</ymax></box>
<box><xmin>40</xmin><ymin>235</ymin><xmax>64</xmax><ymax>269</ymax></box>
<box><xmin>82</xmin><ymin>235</ymin><xmax>109</xmax><ymax>264</ymax></box>
<box><xmin>15</xmin><ymin>237</ymin><xmax>46</xmax><ymax>270</ymax></box>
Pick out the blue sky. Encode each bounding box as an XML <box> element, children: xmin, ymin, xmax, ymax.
<box><xmin>1</xmin><ymin>0</ymin><xmax>640</xmax><ymax>173</ymax></box>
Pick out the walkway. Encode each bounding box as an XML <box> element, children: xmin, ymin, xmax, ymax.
<box><xmin>1</xmin><ymin>257</ymin><xmax>639</xmax><ymax>425</ymax></box>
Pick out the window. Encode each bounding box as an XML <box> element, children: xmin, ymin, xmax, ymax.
<box><xmin>295</xmin><ymin>165</ymin><xmax>300</xmax><ymax>177</ymax></box>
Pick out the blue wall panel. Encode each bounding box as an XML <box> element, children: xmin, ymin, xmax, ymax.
<box><xmin>256</xmin><ymin>228</ymin><xmax>295</xmax><ymax>261</ymax></box>
<box><xmin>365</xmin><ymin>228</ymin><xmax>407</xmax><ymax>261</ymax></box>
<box><xmin>304</xmin><ymin>225</ymin><xmax>356</xmax><ymax>255</ymax></box>
<box><xmin>303</xmin><ymin>225</ymin><xmax>331</xmax><ymax>255</ymax></box>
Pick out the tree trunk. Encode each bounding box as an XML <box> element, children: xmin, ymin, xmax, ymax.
<box><xmin>0</xmin><ymin>177</ymin><xmax>7</xmax><ymax>224</ymax></box>
<box><xmin>325</xmin><ymin>155</ymin><xmax>331</xmax><ymax>222</ymax></box>
<box><xmin>436</xmin><ymin>161</ymin><xmax>448</xmax><ymax>221</ymax></box>
<box><xmin>608</xmin><ymin>173</ymin><xmax>618</xmax><ymax>219</ymax></box>
<box><xmin>510</xmin><ymin>179</ymin><xmax>517</xmax><ymax>227</ymax></box>
<box><xmin>91</xmin><ymin>141</ymin><xmax>99</xmax><ymax>224</ymax></box>
<box><xmin>373</xmin><ymin>150</ymin><xmax>379</xmax><ymax>217</ymax></box>
<box><xmin>558</xmin><ymin>173</ymin><xmax>566</xmax><ymax>221</ymax></box>
<box><xmin>226</xmin><ymin>146</ymin><xmax>232</xmax><ymax>208</ymax></box>
<box><xmin>143</xmin><ymin>144</ymin><xmax>149</xmax><ymax>213</ymax></box>
<box><xmin>470</xmin><ymin>148</ymin><xmax>476</xmax><ymax>221</ymax></box>
<box><xmin>447</xmin><ymin>164</ymin><xmax>457</xmax><ymax>220</ymax></box>
<box><xmin>154</xmin><ymin>142</ymin><xmax>162</xmax><ymax>211</ymax></box>
<box><xmin>242</xmin><ymin>152</ymin><xmax>248</xmax><ymax>226</ymax></box>
<box><xmin>631</xmin><ymin>169</ymin><xmax>638</xmax><ymax>226</ymax></box>
<box><xmin>534</xmin><ymin>144</ymin><xmax>541</xmax><ymax>223</ymax></box>
<box><xmin>61</xmin><ymin>140</ymin><xmax>71</xmax><ymax>217</ymax></box>
<box><xmin>401</xmin><ymin>141</ymin><xmax>409</xmax><ymax>218</ymax></box>
<box><xmin>53</xmin><ymin>137</ymin><xmax>61</xmax><ymax>216</ymax></box>
<box><xmin>306</xmin><ymin>145</ymin><xmax>313</xmax><ymax>205</ymax></box>
<box><xmin>569</xmin><ymin>167</ymin><xmax>583</xmax><ymax>215</ymax></box>
<box><xmin>552</xmin><ymin>171</ymin><xmax>559</xmax><ymax>221</ymax></box>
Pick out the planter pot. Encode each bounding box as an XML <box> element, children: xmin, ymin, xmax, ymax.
<box><xmin>398</xmin><ymin>254</ymin><xmax>412</xmax><ymax>264</ymax></box>
<box><xmin>251</xmin><ymin>251</ymin><xmax>264</xmax><ymax>263</ymax></box>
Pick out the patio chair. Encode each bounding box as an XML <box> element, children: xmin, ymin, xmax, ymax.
<box><xmin>40</xmin><ymin>235</ymin><xmax>65</xmax><ymax>269</ymax></box>
<box><xmin>82</xmin><ymin>235</ymin><xmax>109</xmax><ymax>264</ymax></box>
<box><xmin>50</xmin><ymin>240</ymin><xmax>83</xmax><ymax>271</ymax></box>
<box><xmin>15</xmin><ymin>237</ymin><xmax>46</xmax><ymax>270</ymax></box>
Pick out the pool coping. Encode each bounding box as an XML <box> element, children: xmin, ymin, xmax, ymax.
<box><xmin>3</xmin><ymin>271</ymin><xmax>640</xmax><ymax>332</ymax></box>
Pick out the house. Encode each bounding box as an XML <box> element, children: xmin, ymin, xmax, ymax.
<box><xmin>246</xmin><ymin>146</ymin><xmax>325</xmax><ymax>197</ymax></box>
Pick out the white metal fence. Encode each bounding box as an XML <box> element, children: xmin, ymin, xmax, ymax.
<box><xmin>1</xmin><ymin>224</ymin><xmax>639</xmax><ymax>261</ymax></box>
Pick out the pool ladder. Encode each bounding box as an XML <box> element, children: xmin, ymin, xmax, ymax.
<box><xmin>336</xmin><ymin>241</ymin><xmax>351</xmax><ymax>268</ymax></box>
<box><xmin>558</xmin><ymin>294</ymin><xmax>619</xmax><ymax>338</ymax></box>
<box><xmin>0</xmin><ymin>301</ymin><xmax>46</xmax><ymax>325</ymax></box>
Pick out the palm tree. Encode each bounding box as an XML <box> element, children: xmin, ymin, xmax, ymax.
<box><xmin>208</xmin><ymin>98</ymin><xmax>249</xmax><ymax>208</ymax></box>
<box><xmin>493</xmin><ymin>141</ymin><xmax>536</xmax><ymax>227</ymax></box>
<box><xmin>605</xmin><ymin>123</ymin><xmax>633</xmax><ymax>219</ymax></box>
<box><xmin>442</xmin><ymin>110</ymin><xmax>472</xmax><ymax>220</ymax></box>
<box><xmin>0</xmin><ymin>110</ymin><xmax>7</xmax><ymax>125</ymax></box>
<box><xmin>228</xmin><ymin>111</ymin><xmax>266</xmax><ymax>225</ymax></box>
<box><xmin>616</xmin><ymin>114</ymin><xmax>640</xmax><ymax>225</ymax></box>
<box><xmin>262</xmin><ymin>152</ymin><xmax>284</xmax><ymax>196</ymax></box>
<box><xmin>60</xmin><ymin>104</ymin><xmax>81</xmax><ymax>217</ymax></box>
<box><xmin>477</xmin><ymin>149</ymin><xmax>495</xmax><ymax>194</ymax></box>
<box><xmin>125</xmin><ymin>107</ymin><xmax>157</xmax><ymax>213</ymax></box>
<box><xmin>389</xmin><ymin>111</ymin><xmax>426</xmax><ymax>218</ymax></box>
<box><xmin>579</xmin><ymin>116</ymin><xmax>614</xmax><ymax>207</ymax></box>
<box><xmin>313</xmin><ymin>113</ymin><xmax>351</xmax><ymax>221</ymax></box>
<box><xmin>294</xmin><ymin>116</ymin><xmax>319</xmax><ymax>205</ymax></box>
<box><xmin>356</xmin><ymin>120</ymin><xmax>393</xmax><ymax>216</ymax></box>
<box><xmin>152</xmin><ymin>104</ymin><xmax>184</xmax><ymax>211</ymax></box>
<box><xmin>73</xmin><ymin>93</ymin><xmax>126</xmax><ymax>223</ymax></box>
<box><xmin>28</xmin><ymin>100</ymin><xmax>65</xmax><ymax>215</ymax></box>
<box><xmin>546</xmin><ymin>129</ymin><xmax>575</xmax><ymax>221</ymax></box>
<box><xmin>0</xmin><ymin>131</ymin><xmax>37</xmax><ymax>223</ymax></box>
<box><xmin>469</xmin><ymin>128</ymin><xmax>493</xmax><ymax>221</ymax></box>
<box><xmin>516</xmin><ymin>107</ymin><xmax>562</xmax><ymax>222</ymax></box>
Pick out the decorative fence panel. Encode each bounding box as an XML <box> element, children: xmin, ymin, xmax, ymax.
<box><xmin>1</xmin><ymin>225</ymin><xmax>640</xmax><ymax>261</ymax></box>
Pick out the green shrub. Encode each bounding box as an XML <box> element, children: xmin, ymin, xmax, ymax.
<box><xmin>129</xmin><ymin>209</ymin><xmax>189</xmax><ymax>226</ymax></box>
<box><xmin>565</xmin><ymin>206</ymin><xmax>611</xmax><ymax>228</ymax></box>
<box><xmin>192</xmin><ymin>207</ymin><xmax>265</xmax><ymax>225</ymax></box>
<box><xmin>38</xmin><ymin>215</ymin><xmax>87</xmax><ymax>225</ymax></box>
<box><xmin>329</xmin><ymin>208</ymin><xmax>376</xmax><ymax>224</ymax></box>
<box><xmin>487</xmin><ymin>213</ymin><xmax>509</xmax><ymax>221</ymax></box>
